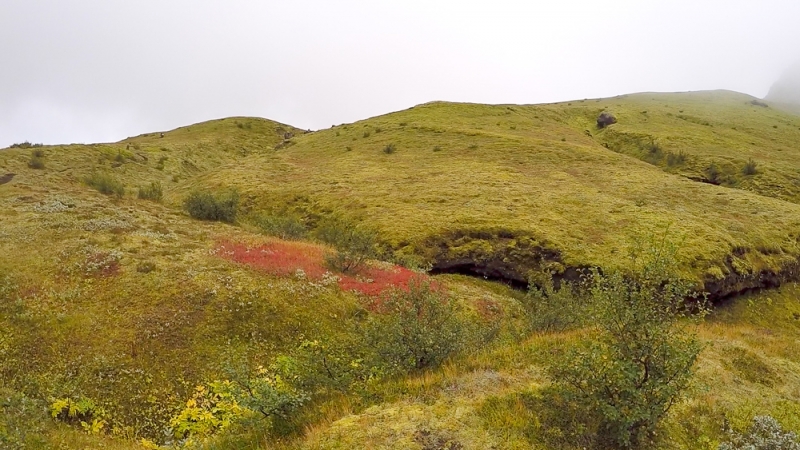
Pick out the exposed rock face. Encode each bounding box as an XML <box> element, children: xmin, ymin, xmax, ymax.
<box><xmin>766</xmin><ymin>62</ymin><xmax>800</xmax><ymax>105</ymax></box>
<box><xmin>597</xmin><ymin>111</ymin><xmax>617</xmax><ymax>128</ymax></box>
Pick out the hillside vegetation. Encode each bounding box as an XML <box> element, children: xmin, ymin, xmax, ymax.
<box><xmin>198</xmin><ymin>91</ymin><xmax>800</xmax><ymax>299</ymax></box>
<box><xmin>1</xmin><ymin>91</ymin><xmax>800</xmax><ymax>449</ymax></box>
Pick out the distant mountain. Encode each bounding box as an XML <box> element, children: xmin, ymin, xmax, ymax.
<box><xmin>766</xmin><ymin>62</ymin><xmax>800</xmax><ymax>105</ymax></box>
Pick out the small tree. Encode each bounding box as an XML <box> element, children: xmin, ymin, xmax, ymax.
<box><xmin>137</xmin><ymin>181</ymin><xmax>163</xmax><ymax>202</ymax></box>
<box><xmin>548</xmin><ymin>238</ymin><xmax>707</xmax><ymax>449</ymax></box>
<box><xmin>367</xmin><ymin>279</ymin><xmax>466</xmax><ymax>373</ymax></box>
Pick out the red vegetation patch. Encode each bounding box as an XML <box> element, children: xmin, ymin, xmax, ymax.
<box><xmin>217</xmin><ymin>240</ymin><xmax>327</xmax><ymax>278</ymax></box>
<box><xmin>215</xmin><ymin>240</ymin><xmax>427</xmax><ymax>296</ymax></box>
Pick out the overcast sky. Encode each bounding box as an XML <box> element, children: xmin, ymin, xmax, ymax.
<box><xmin>1</xmin><ymin>0</ymin><xmax>799</xmax><ymax>147</ymax></box>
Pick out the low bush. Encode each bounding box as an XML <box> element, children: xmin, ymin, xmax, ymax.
<box><xmin>705</xmin><ymin>163</ymin><xmax>723</xmax><ymax>185</ymax></box>
<box><xmin>49</xmin><ymin>397</ymin><xmax>106</xmax><ymax>434</ymax></box>
<box><xmin>253</xmin><ymin>212</ymin><xmax>307</xmax><ymax>240</ymax></box>
<box><xmin>742</xmin><ymin>158</ymin><xmax>758</xmax><ymax>175</ymax></box>
<box><xmin>0</xmin><ymin>388</ymin><xmax>48</xmax><ymax>448</ymax></box>
<box><xmin>666</xmin><ymin>150</ymin><xmax>687</xmax><ymax>166</ymax></box>
<box><xmin>10</xmin><ymin>142</ymin><xmax>42</xmax><ymax>149</ymax></box>
<box><xmin>315</xmin><ymin>216</ymin><xmax>377</xmax><ymax>274</ymax></box>
<box><xmin>137</xmin><ymin>181</ymin><xmax>163</xmax><ymax>202</ymax></box>
<box><xmin>383</xmin><ymin>143</ymin><xmax>396</xmax><ymax>154</ymax></box>
<box><xmin>170</xmin><ymin>357</ymin><xmax>308</xmax><ymax>442</ymax></box>
<box><xmin>27</xmin><ymin>156</ymin><xmax>45</xmax><ymax>169</ymax></box>
<box><xmin>366</xmin><ymin>279</ymin><xmax>467</xmax><ymax>373</ymax></box>
<box><xmin>719</xmin><ymin>415</ymin><xmax>799</xmax><ymax>450</ymax></box>
<box><xmin>84</xmin><ymin>172</ymin><xmax>125</xmax><ymax>198</ymax></box>
<box><xmin>525</xmin><ymin>278</ymin><xmax>587</xmax><ymax>333</ymax></box>
<box><xmin>183</xmin><ymin>189</ymin><xmax>239</xmax><ymax>223</ymax></box>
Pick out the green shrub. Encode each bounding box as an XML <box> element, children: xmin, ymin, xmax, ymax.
<box><xmin>253</xmin><ymin>212</ymin><xmax>307</xmax><ymax>240</ymax></box>
<box><xmin>31</xmin><ymin>148</ymin><xmax>45</xmax><ymax>158</ymax></box>
<box><xmin>548</xmin><ymin>238</ymin><xmax>707</xmax><ymax>449</ymax></box>
<box><xmin>183</xmin><ymin>189</ymin><xmax>239</xmax><ymax>223</ymax></box>
<box><xmin>0</xmin><ymin>388</ymin><xmax>48</xmax><ymax>448</ymax></box>
<box><xmin>84</xmin><ymin>172</ymin><xmax>125</xmax><ymax>198</ymax></box>
<box><xmin>383</xmin><ymin>143</ymin><xmax>396</xmax><ymax>154</ymax></box>
<box><xmin>315</xmin><ymin>216</ymin><xmax>376</xmax><ymax>273</ymax></box>
<box><xmin>666</xmin><ymin>150</ymin><xmax>687</xmax><ymax>166</ymax></box>
<box><xmin>644</xmin><ymin>140</ymin><xmax>664</xmax><ymax>163</ymax></box>
<box><xmin>294</xmin><ymin>338</ymin><xmax>374</xmax><ymax>393</ymax></box>
<box><xmin>705</xmin><ymin>163</ymin><xmax>723</xmax><ymax>184</ymax></box>
<box><xmin>719</xmin><ymin>415</ymin><xmax>799</xmax><ymax>450</ymax></box>
<box><xmin>366</xmin><ymin>279</ymin><xmax>467</xmax><ymax>373</ymax></box>
<box><xmin>525</xmin><ymin>278</ymin><xmax>587</xmax><ymax>333</ymax></box>
<box><xmin>363</xmin><ymin>131</ymin><xmax>371</xmax><ymax>138</ymax></box>
<box><xmin>49</xmin><ymin>397</ymin><xmax>106</xmax><ymax>434</ymax></box>
<box><xmin>433</xmin><ymin>146</ymin><xmax>442</xmax><ymax>152</ymax></box>
<box><xmin>137</xmin><ymin>181</ymin><xmax>163</xmax><ymax>202</ymax></box>
<box><xmin>742</xmin><ymin>158</ymin><xmax>758</xmax><ymax>175</ymax></box>
<box><xmin>171</xmin><ymin>354</ymin><xmax>309</xmax><ymax>442</ymax></box>
<box><xmin>10</xmin><ymin>142</ymin><xmax>42</xmax><ymax>149</ymax></box>
<box><xmin>27</xmin><ymin>156</ymin><xmax>45</xmax><ymax>169</ymax></box>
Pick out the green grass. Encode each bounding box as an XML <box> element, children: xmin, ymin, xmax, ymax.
<box><xmin>2</xmin><ymin>92</ymin><xmax>800</xmax><ymax>448</ymax></box>
<box><xmin>196</xmin><ymin>92</ymin><xmax>800</xmax><ymax>300</ymax></box>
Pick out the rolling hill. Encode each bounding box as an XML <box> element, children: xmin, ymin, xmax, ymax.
<box><xmin>1</xmin><ymin>90</ymin><xmax>800</xmax><ymax>449</ymax></box>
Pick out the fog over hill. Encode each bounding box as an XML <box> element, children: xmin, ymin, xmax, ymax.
<box><xmin>766</xmin><ymin>62</ymin><xmax>800</xmax><ymax>105</ymax></box>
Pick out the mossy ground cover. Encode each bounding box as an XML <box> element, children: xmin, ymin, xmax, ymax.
<box><xmin>197</xmin><ymin>92</ymin><xmax>800</xmax><ymax>298</ymax></box>
<box><xmin>1</xmin><ymin>92</ymin><xmax>800</xmax><ymax>448</ymax></box>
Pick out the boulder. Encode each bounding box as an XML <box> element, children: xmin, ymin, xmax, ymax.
<box><xmin>597</xmin><ymin>112</ymin><xmax>617</xmax><ymax>128</ymax></box>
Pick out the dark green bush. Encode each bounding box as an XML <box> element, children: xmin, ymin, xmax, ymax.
<box><xmin>366</xmin><ymin>279</ymin><xmax>467</xmax><ymax>373</ymax></box>
<box><xmin>705</xmin><ymin>163</ymin><xmax>723</xmax><ymax>184</ymax></box>
<box><xmin>27</xmin><ymin>156</ymin><xmax>45</xmax><ymax>169</ymax></box>
<box><xmin>666</xmin><ymin>150</ymin><xmax>687</xmax><ymax>166</ymax></box>
<box><xmin>382</xmin><ymin>143</ymin><xmax>396</xmax><ymax>154</ymax></box>
<box><xmin>137</xmin><ymin>181</ymin><xmax>163</xmax><ymax>202</ymax></box>
<box><xmin>10</xmin><ymin>142</ymin><xmax>42</xmax><ymax>149</ymax></box>
<box><xmin>315</xmin><ymin>216</ymin><xmax>376</xmax><ymax>274</ymax></box>
<box><xmin>183</xmin><ymin>189</ymin><xmax>239</xmax><ymax>223</ymax></box>
<box><xmin>742</xmin><ymin>158</ymin><xmax>758</xmax><ymax>175</ymax></box>
<box><xmin>253</xmin><ymin>212</ymin><xmax>307</xmax><ymax>240</ymax></box>
<box><xmin>525</xmin><ymin>278</ymin><xmax>587</xmax><ymax>333</ymax></box>
<box><xmin>548</xmin><ymin>239</ymin><xmax>707</xmax><ymax>449</ymax></box>
<box><xmin>84</xmin><ymin>172</ymin><xmax>125</xmax><ymax>198</ymax></box>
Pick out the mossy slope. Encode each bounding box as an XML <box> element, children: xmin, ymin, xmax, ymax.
<box><xmin>190</xmin><ymin>92</ymin><xmax>800</xmax><ymax>299</ymax></box>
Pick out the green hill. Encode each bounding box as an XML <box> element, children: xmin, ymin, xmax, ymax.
<box><xmin>194</xmin><ymin>91</ymin><xmax>800</xmax><ymax>300</ymax></box>
<box><xmin>1</xmin><ymin>91</ymin><xmax>800</xmax><ymax>449</ymax></box>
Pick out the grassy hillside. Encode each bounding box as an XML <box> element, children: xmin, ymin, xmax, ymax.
<box><xmin>193</xmin><ymin>91</ymin><xmax>800</xmax><ymax>300</ymax></box>
<box><xmin>1</xmin><ymin>92</ymin><xmax>800</xmax><ymax>449</ymax></box>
